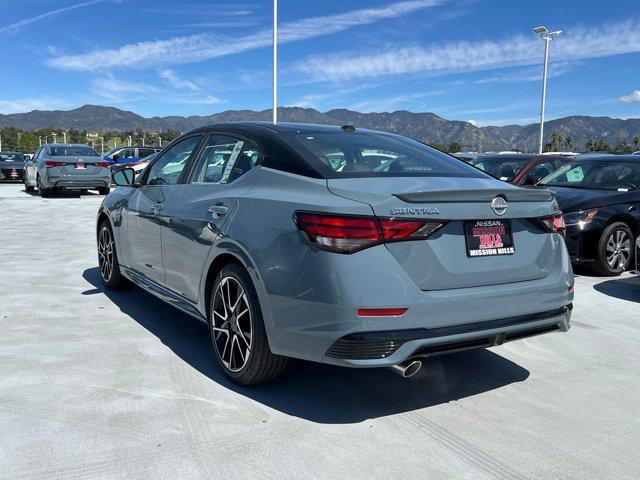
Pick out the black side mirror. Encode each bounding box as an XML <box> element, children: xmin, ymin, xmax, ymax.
<box><xmin>112</xmin><ymin>168</ymin><xmax>135</xmax><ymax>187</ymax></box>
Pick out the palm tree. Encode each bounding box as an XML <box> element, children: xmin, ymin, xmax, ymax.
<box><xmin>633</xmin><ymin>135</ymin><xmax>640</xmax><ymax>151</ymax></box>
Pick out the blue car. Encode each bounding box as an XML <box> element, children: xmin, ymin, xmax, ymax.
<box><xmin>103</xmin><ymin>146</ymin><xmax>161</xmax><ymax>165</ymax></box>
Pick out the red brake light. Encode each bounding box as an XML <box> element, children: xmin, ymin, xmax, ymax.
<box><xmin>357</xmin><ymin>308</ymin><xmax>408</xmax><ymax>317</ymax></box>
<box><xmin>539</xmin><ymin>214</ymin><xmax>566</xmax><ymax>234</ymax></box>
<box><xmin>97</xmin><ymin>162</ymin><xmax>110</xmax><ymax>168</ymax></box>
<box><xmin>294</xmin><ymin>212</ymin><xmax>444</xmax><ymax>254</ymax></box>
<box><xmin>45</xmin><ymin>161</ymin><xmax>64</xmax><ymax>168</ymax></box>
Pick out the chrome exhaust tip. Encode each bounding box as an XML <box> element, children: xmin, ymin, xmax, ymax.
<box><xmin>388</xmin><ymin>360</ymin><xmax>422</xmax><ymax>378</ymax></box>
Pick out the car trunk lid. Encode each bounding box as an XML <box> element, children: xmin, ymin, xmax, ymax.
<box><xmin>49</xmin><ymin>156</ymin><xmax>105</xmax><ymax>175</ymax></box>
<box><xmin>327</xmin><ymin>177</ymin><xmax>559</xmax><ymax>291</ymax></box>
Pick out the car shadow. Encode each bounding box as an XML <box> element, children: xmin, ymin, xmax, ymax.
<box><xmin>23</xmin><ymin>188</ymin><xmax>101</xmax><ymax>197</ymax></box>
<box><xmin>82</xmin><ymin>267</ymin><xmax>530</xmax><ymax>424</ymax></box>
<box><xmin>593</xmin><ymin>275</ymin><xmax>640</xmax><ymax>303</ymax></box>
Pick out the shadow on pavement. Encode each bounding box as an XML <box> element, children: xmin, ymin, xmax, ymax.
<box><xmin>593</xmin><ymin>275</ymin><xmax>640</xmax><ymax>303</ymax></box>
<box><xmin>83</xmin><ymin>267</ymin><xmax>530</xmax><ymax>424</ymax></box>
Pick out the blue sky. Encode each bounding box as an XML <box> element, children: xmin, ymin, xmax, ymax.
<box><xmin>0</xmin><ymin>0</ymin><xmax>639</xmax><ymax>126</ymax></box>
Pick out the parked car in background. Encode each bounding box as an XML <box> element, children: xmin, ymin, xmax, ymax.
<box><xmin>538</xmin><ymin>155</ymin><xmax>640</xmax><ymax>275</ymax></box>
<box><xmin>453</xmin><ymin>152</ymin><xmax>479</xmax><ymax>163</ymax></box>
<box><xmin>0</xmin><ymin>151</ymin><xmax>28</xmax><ymax>182</ymax></box>
<box><xmin>470</xmin><ymin>154</ymin><xmax>571</xmax><ymax>185</ymax></box>
<box><xmin>103</xmin><ymin>146</ymin><xmax>161</xmax><ymax>165</ymax></box>
<box><xmin>110</xmin><ymin>151</ymin><xmax>157</xmax><ymax>180</ymax></box>
<box><xmin>99</xmin><ymin>122</ymin><xmax>573</xmax><ymax>385</ymax></box>
<box><xmin>24</xmin><ymin>144</ymin><xmax>111</xmax><ymax>197</ymax></box>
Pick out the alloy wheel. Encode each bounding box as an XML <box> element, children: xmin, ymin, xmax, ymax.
<box><xmin>605</xmin><ymin>229</ymin><xmax>631</xmax><ymax>269</ymax></box>
<box><xmin>212</xmin><ymin>276</ymin><xmax>252</xmax><ymax>372</ymax></box>
<box><xmin>98</xmin><ymin>227</ymin><xmax>114</xmax><ymax>282</ymax></box>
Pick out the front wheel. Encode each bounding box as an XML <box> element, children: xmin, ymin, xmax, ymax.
<box><xmin>98</xmin><ymin>187</ymin><xmax>110</xmax><ymax>195</ymax></box>
<box><xmin>209</xmin><ymin>263</ymin><xmax>288</xmax><ymax>385</ymax></box>
<box><xmin>594</xmin><ymin>222</ymin><xmax>633</xmax><ymax>276</ymax></box>
<box><xmin>98</xmin><ymin>221</ymin><xmax>127</xmax><ymax>289</ymax></box>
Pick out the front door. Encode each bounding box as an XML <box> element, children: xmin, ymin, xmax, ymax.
<box><xmin>121</xmin><ymin>135</ymin><xmax>204</xmax><ymax>285</ymax></box>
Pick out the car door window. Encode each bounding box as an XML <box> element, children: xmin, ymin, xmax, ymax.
<box><xmin>145</xmin><ymin>136</ymin><xmax>202</xmax><ymax>186</ymax></box>
<box><xmin>531</xmin><ymin>161</ymin><xmax>556</xmax><ymax>179</ymax></box>
<box><xmin>138</xmin><ymin>148</ymin><xmax>155</xmax><ymax>159</ymax></box>
<box><xmin>120</xmin><ymin>148</ymin><xmax>136</xmax><ymax>159</ymax></box>
<box><xmin>190</xmin><ymin>135</ymin><xmax>261</xmax><ymax>184</ymax></box>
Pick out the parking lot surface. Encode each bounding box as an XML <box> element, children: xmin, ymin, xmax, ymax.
<box><xmin>0</xmin><ymin>183</ymin><xmax>638</xmax><ymax>479</ymax></box>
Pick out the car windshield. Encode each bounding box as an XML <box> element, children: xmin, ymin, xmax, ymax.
<box><xmin>540</xmin><ymin>161</ymin><xmax>640</xmax><ymax>191</ymax></box>
<box><xmin>103</xmin><ymin>148</ymin><xmax>119</xmax><ymax>156</ymax></box>
<box><xmin>0</xmin><ymin>152</ymin><xmax>26</xmax><ymax>161</ymax></box>
<box><xmin>49</xmin><ymin>146</ymin><xmax>99</xmax><ymax>157</ymax></box>
<box><xmin>470</xmin><ymin>157</ymin><xmax>532</xmax><ymax>181</ymax></box>
<box><xmin>286</xmin><ymin>131</ymin><xmax>488</xmax><ymax>178</ymax></box>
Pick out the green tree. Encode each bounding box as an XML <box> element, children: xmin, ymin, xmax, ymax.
<box><xmin>448</xmin><ymin>141</ymin><xmax>463</xmax><ymax>153</ymax></box>
<box><xmin>633</xmin><ymin>135</ymin><xmax>640</xmax><ymax>151</ymax></box>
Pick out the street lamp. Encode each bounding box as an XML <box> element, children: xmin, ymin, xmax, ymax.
<box><xmin>273</xmin><ymin>0</ymin><xmax>277</xmax><ymax>124</ymax></box>
<box><xmin>533</xmin><ymin>26</ymin><xmax>562</xmax><ymax>154</ymax></box>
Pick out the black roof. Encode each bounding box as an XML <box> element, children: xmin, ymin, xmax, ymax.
<box><xmin>573</xmin><ymin>154</ymin><xmax>640</xmax><ymax>162</ymax></box>
<box><xmin>187</xmin><ymin>121</ymin><xmax>382</xmax><ymax>136</ymax></box>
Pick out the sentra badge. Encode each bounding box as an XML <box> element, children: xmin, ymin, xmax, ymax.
<box><xmin>390</xmin><ymin>207</ymin><xmax>440</xmax><ymax>216</ymax></box>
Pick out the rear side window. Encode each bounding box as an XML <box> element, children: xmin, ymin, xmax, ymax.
<box><xmin>286</xmin><ymin>131</ymin><xmax>487</xmax><ymax>179</ymax></box>
<box><xmin>190</xmin><ymin>135</ymin><xmax>261</xmax><ymax>184</ymax></box>
<box><xmin>138</xmin><ymin>148</ymin><xmax>155</xmax><ymax>159</ymax></box>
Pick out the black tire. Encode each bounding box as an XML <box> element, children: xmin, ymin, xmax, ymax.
<box><xmin>98</xmin><ymin>187</ymin><xmax>110</xmax><ymax>195</ymax></box>
<box><xmin>594</xmin><ymin>222</ymin><xmax>634</xmax><ymax>276</ymax></box>
<box><xmin>37</xmin><ymin>175</ymin><xmax>51</xmax><ymax>198</ymax></box>
<box><xmin>209</xmin><ymin>263</ymin><xmax>288</xmax><ymax>385</ymax></box>
<box><xmin>25</xmin><ymin>183</ymin><xmax>34</xmax><ymax>193</ymax></box>
<box><xmin>98</xmin><ymin>220</ymin><xmax>127</xmax><ymax>289</ymax></box>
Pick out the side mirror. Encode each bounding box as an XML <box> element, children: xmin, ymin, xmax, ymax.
<box><xmin>112</xmin><ymin>168</ymin><xmax>135</xmax><ymax>187</ymax></box>
<box><xmin>112</xmin><ymin>154</ymin><xmax>120</xmax><ymax>162</ymax></box>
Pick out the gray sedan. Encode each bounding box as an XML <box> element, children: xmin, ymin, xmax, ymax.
<box><xmin>24</xmin><ymin>143</ymin><xmax>111</xmax><ymax>197</ymax></box>
<box><xmin>98</xmin><ymin>122</ymin><xmax>574</xmax><ymax>385</ymax></box>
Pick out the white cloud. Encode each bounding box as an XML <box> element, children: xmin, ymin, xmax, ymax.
<box><xmin>187</xmin><ymin>95</ymin><xmax>227</xmax><ymax>105</ymax></box>
<box><xmin>0</xmin><ymin>97</ymin><xmax>69</xmax><ymax>114</ymax></box>
<box><xmin>93</xmin><ymin>76</ymin><xmax>157</xmax><ymax>96</ymax></box>
<box><xmin>474</xmin><ymin>62</ymin><xmax>575</xmax><ymax>84</ymax></box>
<box><xmin>293</xmin><ymin>19</ymin><xmax>640</xmax><ymax>82</ymax></box>
<box><xmin>0</xmin><ymin>0</ymin><xmax>114</xmax><ymax>36</ymax></box>
<box><xmin>620</xmin><ymin>90</ymin><xmax>640</xmax><ymax>103</ymax></box>
<box><xmin>467</xmin><ymin>119</ymin><xmax>478</xmax><ymax>126</ymax></box>
<box><xmin>159</xmin><ymin>69</ymin><xmax>200</xmax><ymax>91</ymax></box>
<box><xmin>46</xmin><ymin>0</ymin><xmax>445</xmax><ymax>70</ymax></box>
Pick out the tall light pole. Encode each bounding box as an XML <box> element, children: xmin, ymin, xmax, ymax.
<box><xmin>52</xmin><ymin>133</ymin><xmax>57</xmax><ymax>143</ymax></box>
<box><xmin>63</xmin><ymin>131</ymin><xmax>67</xmax><ymax>143</ymax></box>
<box><xmin>533</xmin><ymin>26</ymin><xmax>562</xmax><ymax>154</ymax></box>
<box><xmin>273</xmin><ymin>0</ymin><xmax>278</xmax><ymax>124</ymax></box>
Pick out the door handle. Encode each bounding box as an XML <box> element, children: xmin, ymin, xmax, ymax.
<box><xmin>208</xmin><ymin>205</ymin><xmax>229</xmax><ymax>218</ymax></box>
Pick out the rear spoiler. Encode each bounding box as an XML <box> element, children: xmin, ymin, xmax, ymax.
<box><xmin>395</xmin><ymin>188</ymin><xmax>555</xmax><ymax>204</ymax></box>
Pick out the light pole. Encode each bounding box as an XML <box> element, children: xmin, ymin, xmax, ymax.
<box><xmin>533</xmin><ymin>26</ymin><xmax>562</xmax><ymax>154</ymax></box>
<box><xmin>273</xmin><ymin>0</ymin><xmax>277</xmax><ymax>124</ymax></box>
<box><xmin>158</xmin><ymin>136</ymin><xmax>162</xmax><ymax>147</ymax></box>
<box><xmin>52</xmin><ymin>133</ymin><xmax>57</xmax><ymax>144</ymax></box>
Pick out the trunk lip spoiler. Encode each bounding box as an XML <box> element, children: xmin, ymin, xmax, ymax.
<box><xmin>394</xmin><ymin>189</ymin><xmax>555</xmax><ymax>204</ymax></box>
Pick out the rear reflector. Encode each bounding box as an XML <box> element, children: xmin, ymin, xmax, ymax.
<box><xmin>568</xmin><ymin>284</ymin><xmax>574</xmax><ymax>293</ymax></box>
<box><xmin>357</xmin><ymin>308</ymin><xmax>408</xmax><ymax>317</ymax></box>
<box><xmin>537</xmin><ymin>214</ymin><xmax>566</xmax><ymax>234</ymax></box>
<box><xmin>294</xmin><ymin>211</ymin><xmax>444</xmax><ymax>254</ymax></box>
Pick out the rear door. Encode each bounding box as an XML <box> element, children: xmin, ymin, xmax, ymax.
<box><xmin>161</xmin><ymin>133</ymin><xmax>262</xmax><ymax>302</ymax></box>
<box><xmin>121</xmin><ymin>135</ymin><xmax>204</xmax><ymax>284</ymax></box>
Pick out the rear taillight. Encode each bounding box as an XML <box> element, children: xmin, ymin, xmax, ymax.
<box><xmin>294</xmin><ymin>212</ymin><xmax>444</xmax><ymax>254</ymax></box>
<box><xmin>45</xmin><ymin>161</ymin><xmax>64</xmax><ymax>168</ymax></box>
<box><xmin>357</xmin><ymin>308</ymin><xmax>408</xmax><ymax>317</ymax></box>
<box><xmin>538</xmin><ymin>214</ymin><xmax>566</xmax><ymax>234</ymax></box>
<box><xmin>97</xmin><ymin>162</ymin><xmax>110</xmax><ymax>168</ymax></box>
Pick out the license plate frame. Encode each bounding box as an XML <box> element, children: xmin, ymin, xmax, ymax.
<box><xmin>464</xmin><ymin>219</ymin><xmax>515</xmax><ymax>258</ymax></box>
<box><xmin>75</xmin><ymin>163</ymin><xmax>86</xmax><ymax>170</ymax></box>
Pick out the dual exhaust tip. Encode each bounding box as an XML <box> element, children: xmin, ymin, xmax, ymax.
<box><xmin>388</xmin><ymin>359</ymin><xmax>422</xmax><ymax>378</ymax></box>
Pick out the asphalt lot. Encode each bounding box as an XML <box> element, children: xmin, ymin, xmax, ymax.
<box><xmin>0</xmin><ymin>182</ymin><xmax>638</xmax><ymax>480</ymax></box>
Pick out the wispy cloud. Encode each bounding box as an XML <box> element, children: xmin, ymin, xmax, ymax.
<box><xmin>0</xmin><ymin>97</ymin><xmax>69</xmax><ymax>114</ymax></box>
<box><xmin>46</xmin><ymin>0</ymin><xmax>446</xmax><ymax>70</ymax></box>
<box><xmin>293</xmin><ymin>19</ymin><xmax>640</xmax><ymax>82</ymax></box>
<box><xmin>474</xmin><ymin>62</ymin><xmax>575</xmax><ymax>84</ymax></box>
<box><xmin>159</xmin><ymin>69</ymin><xmax>200</xmax><ymax>91</ymax></box>
<box><xmin>0</xmin><ymin>0</ymin><xmax>115</xmax><ymax>36</ymax></box>
<box><xmin>93</xmin><ymin>76</ymin><xmax>157</xmax><ymax>96</ymax></box>
<box><xmin>620</xmin><ymin>90</ymin><xmax>640</xmax><ymax>103</ymax></box>
<box><xmin>187</xmin><ymin>95</ymin><xmax>227</xmax><ymax>105</ymax></box>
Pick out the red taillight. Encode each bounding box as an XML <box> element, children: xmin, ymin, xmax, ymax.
<box><xmin>97</xmin><ymin>162</ymin><xmax>110</xmax><ymax>168</ymax></box>
<box><xmin>568</xmin><ymin>284</ymin><xmax>574</xmax><ymax>293</ymax></box>
<box><xmin>357</xmin><ymin>308</ymin><xmax>408</xmax><ymax>317</ymax></box>
<box><xmin>45</xmin><ymin>161</ymin><xmax>64</xmax><ymax>168</ymax></box>
<box><xmin>539</xmin><ymin>214</ymin><xmax>566</xmax><ymax>234</ymax></box>
<box><xmin>294</xmin><ymin>212</ymin><xmax>444</xmax><ymax>254</ymax></box>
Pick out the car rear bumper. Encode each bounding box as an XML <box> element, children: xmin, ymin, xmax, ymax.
<box><xmin>323</xmin><ymin>305</ymin><xmax>571</xmax><ymax>366</ymax></box>
<box><xmin>46</xmin><ymin>178</ymin><xmax>110</xmax><ymax>189</ymax></box>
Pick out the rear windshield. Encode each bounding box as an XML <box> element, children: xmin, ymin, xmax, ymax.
<box><xmin>471</xmin><ymin>157</ymin><xmax>532</xmax><ymax>181</ymax></box>
<box><xmin>286</xmin><ymin>131</ymin><xmax>488</xmax><ymax>179</ymax></box>
<box><xmin>0</xmin><ymin>152</ymin><xmax>26</xmax><ymax>162</ymax></box>
<box><xmin>49</xmin><ymin>146</ymin><xmax>99</xmax><ymax>157</ymax></box>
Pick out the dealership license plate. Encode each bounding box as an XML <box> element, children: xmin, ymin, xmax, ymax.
<box><xmin>10</xmin><ymin>169</ymin><xmax>18</xmax><ymax>178</ymax></box>
<box><xmin>75</xmin><ymin>163</ymin><xmax>86</xmax><ymax>169</ymax></box>
<box><xmin>464</xmin><ymin>220</ymin><xmax>515</xmax><ymax>257</ymax></box>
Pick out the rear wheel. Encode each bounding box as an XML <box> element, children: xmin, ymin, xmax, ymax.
<box><xmin>594</xmin><ymin>222</ymin><xmax>633</xmax><ymax>276</ymax></box>
<box><xmin>209</xmin><ymin>263</ymin><xmax>288</xmax><ymax>385</ymax></box>
<box><xmin>98</xmin><ymin>221</ymin><xmax>127</xmax><ymax>289</ymax></box>
<box><xmin>37</xmin><ymin>175</ymin><xmax>51</xmax><ymax>198</ymax></box>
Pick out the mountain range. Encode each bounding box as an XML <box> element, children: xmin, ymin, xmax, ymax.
<box><xmin>1</xmin><ymin>104</ymin><xmax>639</xmax><ymax>152</ymax></box>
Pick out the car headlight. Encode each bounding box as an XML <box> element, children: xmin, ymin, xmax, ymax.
<box><xmin>564</xmin><ymin>209</ymin><xmax>598</xmax><ymax>229</ymax></box>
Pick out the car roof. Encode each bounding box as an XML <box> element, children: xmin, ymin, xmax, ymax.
<box><xmin>187</xmin><ymin>121</ymin><xmax>384</xmax><ymax>136</ymax></box>
<box><xmin>573</xmin><ymin>154</ymin><xmax>640</xmax><ymax>162</ymax></box>
<box><xmin>44</xmin><ymin>143</ymin><xmax>94</xmax><ymax>147</ymax></box>
<box><xmin>475</xmin><ymin>154</ymin><xmax>541</xmax><ymax>161</ymax></box>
